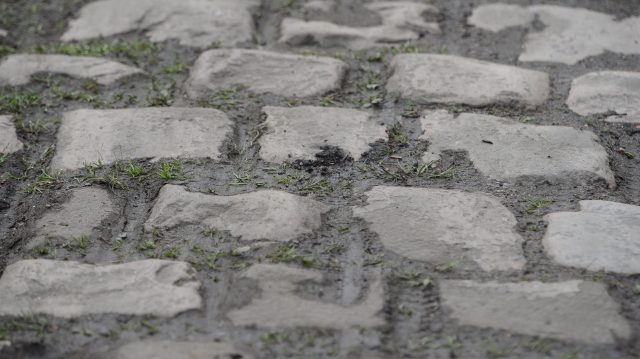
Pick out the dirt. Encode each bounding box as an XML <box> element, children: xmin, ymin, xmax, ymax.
<box><xmin>0</xmin><ymin>0</ymin><xmax>639</xmax><ymax>358</ymax></box>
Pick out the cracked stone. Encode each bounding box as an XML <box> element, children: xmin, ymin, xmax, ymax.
<box><xmin>280</xmin><ymin>1</ymin><xmax>440</xmax><ymax>49</ymax></box>
<box><xmin>0</xmin><ymin>115</ymin><xmax>22</xmax><ymax>154</ymax></box>
<box><xmin>468</xmin><ymin>4</ymin><xmax>640</xmax><ymax>64</ymax></box>
<box><xmin>387</xmin><ymin>54</ymin><xmax>549</xmax><ymax>107</ymax></box>
<box><xmin>61</xmin><ymin>0</ymin><xmax>259</xmax><ymax>48</ymax></box>
<box><xmin>186</xmin><ymin>49</ymin><xmax>348</xmax><ymax>99</ymax></box>
<box><xmin>227</xmin><ymin>263</ymin><xmax>384</xmax><ymax>328</ymax></box>
<box><xmin>259</xmin><ymin>105</ymin><xmax>387</xmax><ymax>163</ymax></box>
<box><xmin>567</xmin><ymin>71</ymin><xmax>640</xmax><ymax>124</ymax></box>
<box><xmin>29</xmin><ymin>187</ymin><xmax>117</xmax><ymax>250</ymax></box>
<box><xmin>0</xmin><ymin>54</ymin><xmax>144</xmax><ymax>86</ymax></box>
<box><xmin>352</xmin><ymin>186</ymin><xmax>526</xmax><ymax>271</ymax></box>
<box><xmin>145</xmin><ymin>185</ymin><xmax>330</xmax><ymax>242</ymax></box>
<box><xmin>0</xmin><ymin>259</ymin><xmax>201</xmax><ymax>317</ymax></box>
<box><xmin>543</xmin><ymin>201</ymin><xmax>640</xmax><ymax>274</ymax></box>
<box><xmin>110</xmin><ymin>341</ymin><xmax>254</xmax><ymax>359</ymax></box>
<box><xmin>50</xmin><ymin>107</ymin><xmax>233</xmax><ymax>171</ymax></box>
<box><xmin>420</xmin><ymin>110</ymin><xmax>615</xmax><ymax>188</ymax></box>
<box><xmin>440</xmin><ymin>280</ymin><xmax>631</xmax><ymax>343</ymax></box>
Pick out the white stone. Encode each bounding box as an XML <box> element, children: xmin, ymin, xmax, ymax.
<box><xmin>259</xmin><ymin>106</ymin><xmax>386</xmax><ymax>163</ymax></box>
<box><xmin>0</xmin><ymin>29</ymin><xmax>7</xmax><ymax>37</ymax></box>
<box><xmin>440</xmin><ymin>280</ymin><xmax>631</xmax><ymax>343</ymax></box>
<box><xmin>145</xmin><ymin>185</ymin><xmax>330</xmax><ymax>242</ymax></box>
<box><xmin>0</xmin><ymin>54</ymin><xmax>144</xmax><ymax>86</ymax></box>
<box><xmin>112</xmin><ymin>341</ymin><xmax>254</xmax><ymax>359</ymax></box>
<box><xmin>468</xmin><ymin>3</ymin><xmax>534</xmax><ymax>33</ymax></box>
<box><xmin>543</xmin><ymin>201</ymin><xmax>640</xmax><ymax>274</ymax></box>
<box><xmin>567</xmin><ymin>71</ymin><xmax>640</xmax><ymax>124</ymax></box>
<box><xmin>280</xmin><ymin>1</ymin><xmax>440</xmax><ymax>50</ymax></box>
<box><xmin>468</xmin><ymin>4</ymin><xmax>640</xmax><ymax>64</ymax></box>
<box><xmin>387</xmin><ymin>54</ymin><xmax>549</xmax><ymax>107</ymax></box>
<box><xmin>352</xmin><ymin>186</ymin><xmax>525</xmax><ymax>271</ymax></box>
<box><xmin>50</xmin><ymin>107</ymin><xmax>232</xmax><ymax>170</ymax></box>
<box><xmin>0</xmin><ymin>115</ymin><xmax>22</xmax><ymax>154</ymax></box>
<box><xmin>227</xmin><ymin>263</ymin><xmax>384</xmax><ymax>328</ymax></box>
<box><xmin>61</xmin><ymin>0</ymin><xmax>259</xmax><ymax>48</ymax></box>
<box><xmin>0</xmin><ymin>259</ymin><xmax>201</xmax><ymax>317</ymax></box>
<box><xmin>420</xmin><ymin>110</ymin><xmax>615</xmax><ymax>188</ymax></box>
<box><xmin>29</xmin><ymin>187</ymin><xmax>117</xmax><ymax>249</ymax></box>
<box><xmin>185</xmin><ymin>49</ymin><xmax>348</xmax><ymax>98</ymax></box>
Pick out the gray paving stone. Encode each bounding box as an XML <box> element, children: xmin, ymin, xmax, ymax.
<box><xmin>29</xmin><ymin>187</ymin><xmax>117</xmax><ymax>249</ymax></box>
<box><xmin>468</xmin><ymin>4</ymin><xmax>640</xmax><ymax>64</ymax></box>
<box><xmin>352</xmin><ymin>186</ymin><xmax>525</xmax><ymax>271</ymax></box>
<box><xmin>185</xmin><ymin>49</ymin><xmax>348</xmax><ymax>98</ymax></box>
<box><xmin>61</xmin><ymin>0</ymin><xmax>259</xmax><ymax>48</ymax></box>
<box><xmin>0</xmin><ymin>115</ymin><xmax>22</xmax><ymax>154</ymax></box>
<box><xmin>280</xmin><ymin>1</ymin><xmax>440</xmax><ymax>49</ymax></box>
<box><xmin>420</xmin><ymin>110</ymin><xmax>615</xmax><ymax>188</ymax></box>
<box><xmin>145</xmin><ymin>185</ymin><xmax>330</xmax><ymax>242</ymax></box>
<box><xmin>387</xmin><ymin>54</ymin><xmax>549</xmax><ymax>107</ymax></box>
<box><xmin>50</xmin><ymin>107</ymin><xmax>232</xmax><ymax>170</ymax></box>
<box><xmin>440</xmin><ymin>280</ymin><xmax>631</xmax><ymax>343</ymax></box>
<box><xmin>0</xmin><ymin>259</ymin><xmax>201</xmax><ymax>317</ymax></box>
<box><xmin>259</xmin><ymin>106</ymin><xmax>387</xmax><ymax>163</ymax></box>
<box><xmin>227</xmin><ymin>263</ymin><xmax>384</xmax><ymax>328</ymax></box>
<box><xmin>0</xmin><ymin>29</ymin><xmax>7</xmax><ymax>37</ymax></box>
<box><xmin>567</xmin><ymin>71</ymin><xmax>640</xmax><ymax>124</ymax></box>
<box><xmin>543</xmin><ymin>201</ymin><xmax>640</xmax><ymax>274</ymax></box>
<box><xmin>111</xmin><ymin>341</ymin><xmax>254</xmax><ymax>359</ymax></box>
<box><xmin>0</xmin><ymin>54</ymin><xmax>144</xmax><ymax>86</ymax></box>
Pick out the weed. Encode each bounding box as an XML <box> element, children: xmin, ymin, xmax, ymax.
<box><xmin>525</xmin><ymin>198</ymin><xmax>553</xmax><ymax>214</ymax></box>
<box><xmin>268</xmin><ymin>242</ymin><xmax>318</xmax><ymax>268</ymax></box>
<box><xmin>230</xmin><ymin>171</ymin><xmax>251</xmax><ymax>185</ymax></box>
<box><xmin>24</xmin><ymin>169</ymin><xmax>62</xmax><ymax>195</ymax></box>
<box><xmin>0</xmin><ymin>91</ymin><xmax>40</xmax><ymax>114</ymax></box>
<box><xmin>158</xmin><ymin>160</ymin><xmax>183</xmax><ymax>180</ymax></box>
<box><xmin>388</xmin><ymin>122</ymin><xmax>407</xmax><ymax>145</ymax></box>
<box><xmin>123</xmin><ymin>161</ymin><xmax>144</xmax><ymax>178</ymax></box>
<box><xmin>162</xmin><ymin>62</ymin><xmax>187</xmax><ymax>74</ymax></box>
<box><xmin>163</xmin><ymin>246</ymin><xmax>180</xmax><ymax>259</ymax></box>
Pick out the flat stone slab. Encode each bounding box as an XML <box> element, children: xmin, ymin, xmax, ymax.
<box><xmin>440</xmin><ymin>280</ymin><xmax>631</xmax><ymax>343</ymax></box>
<box><xmin>50</xmin><ymin>107</ymin><xmax>232</xmax><ymax>170</ymax></box>
<box><xmin>227</xmin><ymin>263</ymin><xmax>384</xmax><ymax>328</ymax></box>
<box><xmin>543</xmin><ymin>201</ymin><xmax>640</xmax><ymax>274</ymax></box>
<box><xmin>387</xmin><ymin>54</ymin><xmax>549</xmax><ymax>107</ymax></box>
<box><xmin>352</xmin><ymin>186</ymin><xmax>525</xmax><ymax>271</ymax></box>
<box><xmin>29</xmin><ymin>187</ymin><xmax>117</xmax><ymax>249</ymax></box>
<box><xmin>259</xmin><ymin>106</ymin><xmax>386</xmax><ymax>163</ymax></box>
<box><xmin>420</xmin><ymin>110</ymin><xmax>615</xmax><ymax>188</ymax></box>
<box><xmin>185</xmin><ymin>49</ymin><xmax>347</xmax><ymax>98</ymax></box>
<box><xmin>468</xmin><ymin>4</ymin><xmax>640</xmax><ymax>64</ymax></box>
<box><xmin>0</xmin><ymin>259</ymin><xmax>201</xmax><ymax>317</ymax></box>
<box><xmin>0</xmin><ymin>115</ymin><xmax>22</xmax><ymax>154</ymax></box>
<box><xmin>567</xmin><ymin>71</ymin><xmax>640</xmax><ymax>124</ymax></box>
<box><xmin>145</xmin><ymin>185</ymin><xmax>330</xmax><ymax>242</ymax></box>
<box><xmin>0</xmin><ymin>29</ymin><xmax>7</xmax><ymax>37</ymax></box>
<box><xmin>61</xmin><ymin>0</ymin><xmax>259</xmax><ymax>48</ymax></box>
<box><xmin>0</xmin><ymin>54</ymin><xmax>144</xmax><ymax>86</ymax></box>
<box><xmin>111</xmin><ymin>341</ymin><xmax>253</xmax><ymax>359</ymax></box>
<box><xmin>280</xmin><ymin>1</ymin><xmax>440</xmax><ymax>49</ymax></box>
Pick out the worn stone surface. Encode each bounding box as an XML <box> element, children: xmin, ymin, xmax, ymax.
<box><xmin>420</xmin><ymin>110</ymin><xmax>615</xmax><ymax>188</ymax></box>
<box><xmin>61</xmin><ymin>0</ymin><xmax>259</xmax><ymax>48</ymax></box>
<box><xmin>440</xmin><ymin>280</ymin><xmax>631</xmax><ymax>343</ymax></box>
<box><xmin>387</xmin><ymin>54</ymin><xmax>549</xmax><ymax>107</ymax></box>
<box><xmin>145</xmin><ymin>185</ymin><xmax>330</xmax><ymax>242</ymax></box>
<box><xmin>0</xmin><ymin>259</ymin><xmax>201</xmax><ymax>317</ymax></box>
<box><xmin>0</xmin><ymin>54</ymin><xmax>144</xmax><ymax>86</ymax></box>
<box><xmin>227</xmin><ymin>263</ymin><xmax>384</xmax><ymax>328</ymax></box>
<box><xmin>280</xmin><ymin>1</ymin><xmax>440</xmax><ymax>49</ymax></box>
<box><xmin>29</xmin><ymin>187</ymin><xmax>117</xmax><ymax>249</ymax></box>
<box><xmin>111</xmin><ymin>341</ymin><xmax>254</xmax><ymax>359</ymax></box>
<box><xmin>0</xmin><ymin>115</ymin><xmax>22</xmax><ymax>154</ymax></box>
<box><xmin>352</xmin><ymin>186</ymin><xmax>525</xmax><ymax>271</ymax></box>
<box><xmin>185</xmin><ymin>49</ymin><xmax>347</xmax><ymax>99</ymax></box>
<box><xmin>259</xmin><ymin>106</ymin><xmax>386</xmax><ymax>163</ymax></box>
<box><xmin>567</xmin><ymin>71</ymin><xmax>640</xmax><ymax>124</ymax></box>
<box><xmin>468</xmin><ymin>4</ymin><xmax>640</xmax><ymax>64</ymax></box>
<box><xmin>543</xmin><ymin>201</ymin><xmax>640</xmax><ymax>274</ymax></box>
<box><xmin>0</xmin><ymin>29</ymin><xmax>7</xmax><ymax>37</ymax></box>
<box><xmin>50</xmin><ymin>107</ymin><xmax>232</xmax><ymax>170</ymax></box>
